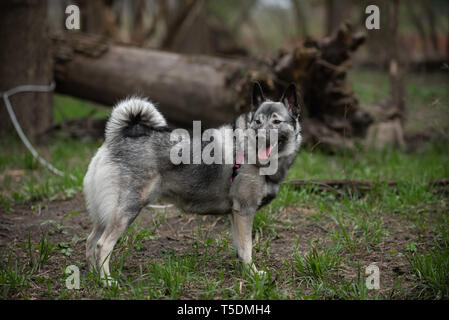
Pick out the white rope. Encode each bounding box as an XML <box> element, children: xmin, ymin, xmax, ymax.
<box><xmin>2</xmin><ymin>82</ymin><xmax>75</xmax><ymax>180</ymax></box>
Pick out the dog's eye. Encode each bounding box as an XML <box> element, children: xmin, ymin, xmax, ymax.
<box><xmin>273</xmin><ymin>120</ymin><xmax>282</xmax><ymax>124</ymax></box>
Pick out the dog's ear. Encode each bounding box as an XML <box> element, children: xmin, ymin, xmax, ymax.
<box><xmin>281</xmin><ymin>83</ymin><xmax>300</xmax><ymax>119</ymax></box>
<box><xmin>251</xmin><ymin>82</ymin><xmax>265</xmax><ymax>111</ymax></box>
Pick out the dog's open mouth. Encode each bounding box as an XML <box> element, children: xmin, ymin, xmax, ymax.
<box><xmin>258</xmin><ymin>140</ymin><xmax>280</xmax><ymax>161</ymax></box>
<box><xmin>257</xmin><ymin>133</ymin><xmax>289</xmax><ymax>160</ymax></box>
<box><xmin>257</xmin><ymin>145</ymin><xmax>272</xmax><ymax>160</ymax></box>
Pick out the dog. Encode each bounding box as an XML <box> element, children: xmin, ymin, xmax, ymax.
<box><xmin>83</xmin><ymin>82</ymin><xmax>302</xmax><ymax>285</ymax></box>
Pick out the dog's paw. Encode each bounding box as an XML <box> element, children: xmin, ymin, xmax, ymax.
<box><xmin>102</xmin><ymin>277</ymin><xmax>119</xmax><ymax>288</ymax></box>
<box><xmin>245</xmin><ymin>263</ymin><xmax>268</xmax><ymax>279</ymax></box>
<box><xmin>250</xmin><ymin>268</ymin><xmax>268</xmax><ymax>280</ymax></box>
<box><xmin>254</xmin><ymin>269</ymin><xmax>267</xmax><ymax>278</ymax></box>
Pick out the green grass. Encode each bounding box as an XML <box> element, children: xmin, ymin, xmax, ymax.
<box><xmin>25</xmin><ymin>233</ymin><xmax>55</xmax><ymax>273</ymax></box>
<box><xmin>0</xmin><ymin>252</ymin><xmax>32</xmax><ymax>298</ymax></box>
<box><xmin>0</xmin><ymin>233</ymin><xmax>57</xmax><ymax>299</ymax></box>
<box><xmin>288</xmin><ymin>141</ymin><xmax>449</xmax><ymax>181</ymax></box>
<box><xmin>407</xmin><ymin>248</ymin><xmax>449</xmax><ymax>299</ymax></box>
<box><xmin>294</xmin><ymin>244</ymin><xmax>341</xmax><ymax>282</ymax></box>
<box><xmin>53</xmin><ymin>94</ymin><xmax>110</xmax><ymax>123</ymax></box>
<box><xmin>405</xmin><ymin>217</ymin><xmax>449</xmax><ymax>299</ymax></box>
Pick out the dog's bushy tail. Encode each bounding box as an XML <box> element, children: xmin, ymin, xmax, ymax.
<box><xmin>105</xmin><ymin>97</ymin><xmax>167</xmax><ymax>143</ymax></box>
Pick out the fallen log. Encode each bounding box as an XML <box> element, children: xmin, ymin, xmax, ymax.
<box><xmin>285</xmin><ymin>179</ymin><xmax>397</xmax><ymax>194</ymax></box>
<box><xmin>285</xmin><ymin>178</ymin><xmax>449</xmax><ymax>195</ymax></box>
<box><xmin>52</xmin><ymin>32</ymin><xmax>243</xmax><ymax>127</ymax></box>
<box><xmin>51</xmin><ymin>23</ymin><xmax>372</xmax><ymax>148</ymax></box>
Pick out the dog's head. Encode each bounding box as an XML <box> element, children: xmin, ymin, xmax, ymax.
<box><xmin>246</xmin><ymin>82</ymin><xmax>302</xmax><ymax>164</ymax></box>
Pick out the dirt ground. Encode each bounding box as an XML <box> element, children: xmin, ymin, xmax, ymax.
<box><xmin>1</xmin><ymin>190</ymin><xmax>439</xmax><ymax>299</ymax></box>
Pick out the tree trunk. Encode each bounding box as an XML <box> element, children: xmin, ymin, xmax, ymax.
<box><xmin>161</xmin><ymin>0</ymin><xmax>198</xmax><ymax>50</ymax></box>
<box><xmin>51</xmin><ymin>23</ymin><xmax>371</xmax><ymax>149</ymax></box>
<box><xmin>130</xmin><ymin>0</ymin><xmax>146</xmax><ymax>45</ymax></box>
<box><xmin>325</xmin><ymin>0</ymin><xmax>349</xmax><ymax>36</ymax></box>
<box><xmin>366</xmin><ymin>0</ymin><xmax>406</xmax><ymax>150</ymax></box>
<box><xmin>388</xmin><ymin>0</ymin><xmax>406</xmax><ymax>119</ymax></box>
<box><xmin>0</xmin><ymin>0</ymin><xmax>53</xmax><ymax>139</ymax></box>
<box><xmin>406</xmin><ymin>2</ymin><xmax>429</xmax><ymax>61</ymax></box>
<box><xmin>291</xmin><ymin>0</ymin><xmax>308</xmax><ymax>39</ymax></box>
<box><xmin>75</xmin><ymin>0</ymin><xmax>105</xmax><ymax>34</ymax></box>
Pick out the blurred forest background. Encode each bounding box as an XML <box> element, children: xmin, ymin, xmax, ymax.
<box><xmin>1</xmin><ymin>0</ymin><xmax>448</xmax><ymax>149</ymax></box>
<box><xmin>1</xmin><ymin>0</ymin><xmax>448</xmax><ymax>150</ymax></box>
<box><xmin>46</xmin><ymin>0</ymin><xmax>449</xmax><ymax>62</ymax></box>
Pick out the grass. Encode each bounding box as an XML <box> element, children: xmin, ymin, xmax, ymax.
<box><xmin>25</xmin><ymin>233</ymin><xmax>55</xmax><ymax>273</ymax></box>
<box><xmin>0</xmin><ymin>131</ymin><xmax>102</xmax><ymax>210</ymax></box>
<box><xmin>0</xmin><ymin>139</ymin><xmax>447</xmax><ymax>299</ymax></box>
<box><xmin>53</xmin><ymin>94</ymin><xmax>110</xmax><ymax>123</ymax></box>
<box><xmin>0</xmin><ymin>71</ymin><xmax>449</xmax><ymax>299</ymax></box>
<box><xmin>405</xmin><ymin>216</ymin><xmax>449</xmax><ymax>299</ymax></box>
<box><xmin>407</xmin><ymin>248</ymin><xmax>449</xmax><ymax>299</ymax></box>
<box><xmin>0</xmin><ymin>252</ymin><xmax>32</xmax><ymax>298</ymax></box>
<box><xmin>294</xmin><ymin>244</ymin><xmax>341</xmax><ymax>282</ymax></box>
<box><xmin>288</xmin><ymin>141</ymin><xmax>449</xmax><ymax>181</ymax></box>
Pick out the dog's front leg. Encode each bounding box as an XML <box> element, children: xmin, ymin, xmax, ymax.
<box><xmin>230</xmin><ymin>210</ymin><xmax>264</xmax><ymax>275</ymax></box>
<box><xmin>230</xmin><ymin>210</ymin><xmax>254</xmax><ymax>264</ymax></box>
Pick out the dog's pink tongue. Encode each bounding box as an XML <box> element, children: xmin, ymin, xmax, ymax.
<box><xmin>258</xmin><ymin>145</ymin><xmax>272</xmax><ymax>160</ymax></box>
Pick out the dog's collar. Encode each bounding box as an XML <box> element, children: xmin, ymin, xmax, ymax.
<box><xmin>232</xmin><ymin>151</ymin><xmax>244</xmax><ymax>182</ymax></box>
<box><xmin>231</xmin><ymin>163</ymin><xmax>240</xmax><ymax>182</ymax></box>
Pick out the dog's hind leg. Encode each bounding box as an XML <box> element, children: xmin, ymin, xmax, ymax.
<box><xmin>86</xmin><ymin>222</ymin><xmax>105</xmax><ymax>271</ymax></box>
<box><xmin>94</xmin><ymin>209</ymin><xmax>138</xmax><ymax>287</ymax></box>
<box><xmin>94</xmin><ymin>175</ymin><xmax>161</xmax><ymax>286</ymax></box>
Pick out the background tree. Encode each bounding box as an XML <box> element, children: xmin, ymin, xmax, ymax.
<box><xmin>0</xmin><ymin>0</ymin><xmax>53</xmax><ymax>140</ymax></box>
<box><xmin>325</xmin><ymin>0</ymin><xmax>349</xmax><ymax>36</ymax></box>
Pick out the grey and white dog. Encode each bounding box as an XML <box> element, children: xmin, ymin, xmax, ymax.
<box><xmin>84</xmin><ymin>82</ymin><xmax>302</xmax><ymax>285</ymax></box>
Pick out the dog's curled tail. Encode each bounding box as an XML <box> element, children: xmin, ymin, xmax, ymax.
<box><xmin>105</xmin><ymin>97</ymin><xmax>167</xmax><ymax>142</ymax></box>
